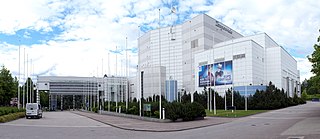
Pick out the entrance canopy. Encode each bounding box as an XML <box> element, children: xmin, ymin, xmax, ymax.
<box><xmin>37</xmin><ymin>76</ymin><xmax>100</xmax><ymax>95</ymax></box>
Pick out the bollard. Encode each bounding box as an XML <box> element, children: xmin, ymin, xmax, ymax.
<box><xmin>162</xmin><ymin>108</ymin><xmax>165</xmax><ymax>119</ymax></box>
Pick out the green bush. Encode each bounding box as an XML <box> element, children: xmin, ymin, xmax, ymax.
<box><xmin>0</xmin><ymin>107</ymin><xmax>25</xmax><ymax>116</ymax></box>
<box><xmin>154</xmin><ymin>111</ymin><xmax>159</xmax><ymax>118</ymax></box>
<box><xmin>0</xmin><ymin>112</ymin><xmax>25</xmax><ymax>123</ymax></box>
<box><xmin>301</xmin><ymin>90</ymin><xmax>308</xmax><ymax>101</ymax></box>
<box><xmin>164</xmin><ymin>102</ymin><xmax>182</xmax><ymax>121</ymax></box>
<box><xmin>181</xmin><ymin>103</ymin><xmax>195</xmax><ymax>121</ymax></box>
<box><xmin>92</xmin><ymin>107</ymin><xmax>98</xmax><ymax>113</ymax></box>
<box><xmin>193</xmin><ymin>102</ymin><xmax>206</xmax><ymax>118</ymax></box>
<box><xmin>164</xmin><ymin>102</ymin><xmax>206</xmax><ymax>121</ymax></box>
<box><xmin>127</xmin><ymin>106</ymin><xmax>139</xmax><ymax>115</ymax></box>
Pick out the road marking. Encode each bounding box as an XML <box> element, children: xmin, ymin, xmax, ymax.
<box><xmin>250</xmin><ymin>116</ymin><xmax>305</xmax><ymax>120</ymax></box>
<box><xmin>287</xmin><ymin>136</ymin><xmax>304</xmax><ymax>139</ymax></box>
<box><xmin>0</xmin><ymin>123</ymin><xmax>110</xmax><ymax>128</ymax></box>
<box><xmin>269</xmin><ymin>111</ymin><xmax>313</xmax><ymax>114</ymax></box>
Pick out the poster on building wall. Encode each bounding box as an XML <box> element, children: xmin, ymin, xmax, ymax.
<box><xmin>198</xmin><ymin>60</ymin><xmax>233</xmax><ymax>87</ymax></box>
<box><xmin>198</xmin><ymin>64</ymin><xmax>214</xmax><ymax>87</ymax></box>
<box><xmin>214</xmin><ymin>60</ymin><xmax>233</xmax><ymax>85</ymax></box>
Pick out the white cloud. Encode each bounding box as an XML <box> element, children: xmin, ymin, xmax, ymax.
<box><xmin>205</xmin><ymin>0</ymin><xmax>320</xmax><ymax>81</ymax></box>
<box><xmin>0</xmin><ymin>0</ymin><xmax>65</xmax><ymax>34</ymax></box>
<box><xmin>296</xmin><ymin>57</ymin><xmax>314</xmax><ymax>80</ymax></box>
<box><xmin>207</xmin><ymin>0</ymin><xmax>320</xmax><ymax>57</ymax></box>
<box><xmin>0</xmin><ymin>0</ymin><xmax>319</xmax><ymax>83</ymax></box>
<box><xmin>0</xmin><ymin>0</ymin><xmax>141</xmax><ymax>80</ymax></box>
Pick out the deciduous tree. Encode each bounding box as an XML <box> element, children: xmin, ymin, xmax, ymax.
<box><xmin>0</xmin><ymin>66</ymin><xmax>18</xmax><ymax>106</ymax></box>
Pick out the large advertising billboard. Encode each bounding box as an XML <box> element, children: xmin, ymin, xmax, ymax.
<box><xmin>198</xmin><ymin>60</ymin><xmax>233</xmax><ymax>87</ymax></box>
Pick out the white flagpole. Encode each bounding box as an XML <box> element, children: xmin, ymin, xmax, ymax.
<box><xmin>26</xmin><ymin>54</ymin><xmax>29</xmax><ymax>104</ymax></box>
<box><xmin>245</xmin><ymin>47</ymin><xmax>247</xmax><ymax>111</ymax></box>
<box><xmin>115</xmin><ymin>46</ymin><xmax>118</xmax><ymax>112</ymax></box>
<box><xmin>138</xmin><ymin>25</ymin><xmax>142</xmax><ymax>117</ymax></box>
<box><xmin>108</xmin><ymin>52</ymin><xmax>110</xmax><ymax>111</ymax></box>
<box><xmin>207</xmin><ymin>64</ymin><xmax>209</xmax><ymax>110</ymax></box>
<box><xmin>158</xmin><ymin>8</ymin><xmax>162</xmax><ymax>119</ymax></box>
<box><xmin>224</xmin><ymin>51</ymin><xmax>227</xmax><ymax>111</ymax></box>
<box><xmin>209</xmin><ymin>64</ymin><xmax>212</xmax><ymax>112</ymax></box>
<box><xmin>126</xmin><ymin>36</ymin><xmax>128</xmax><ymax>111</ymax></box>
<box><xmin>30</xmin><ymin>58</ymin><xmax>32</xmax><ymax>103</ymax></box>
<box><xmin>101</xmin><ymin>58</ymin><xmax>103</xmax><ymax>112</ymax></box>
<box><xmin>23</xmin><ymin>48</ymin><xmax>25</xmax><ymax>109</ymax></box>
<box><xmin>18</xmin><ymin>44</ymin><xmax>20</xmax><ymax>109</ymax></box>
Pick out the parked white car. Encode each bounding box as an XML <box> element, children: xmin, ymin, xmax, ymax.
<box><xmin>26</xmin><ymin>103</ymin><xmax>42</xmax><ymax>119</ymax></box>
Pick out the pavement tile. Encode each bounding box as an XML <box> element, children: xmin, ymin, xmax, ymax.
<box><xmin>72</xmin><ymin>111</ymin><xmax>234</xmax><ymax>132</ymax></box>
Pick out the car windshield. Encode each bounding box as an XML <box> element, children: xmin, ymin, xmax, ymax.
<box><xmin>26</xmin><ymin>104</ymin><xmax>38</xmax><ymax>110</ymax></box>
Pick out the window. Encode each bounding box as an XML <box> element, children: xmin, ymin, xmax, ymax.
<box><xmin>191</xmin><ymin>39</ymin><xmax>198</xmax><ymax>48</ymax></box>
<box><xmin>26</xmin><ymin>104</ymin><xmax>37</xmax><ymax>110</ymax></box>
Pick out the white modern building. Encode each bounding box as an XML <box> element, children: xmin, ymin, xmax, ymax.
<box><xmin>137</xmin><ymin>14</ymin><xmax>300</xmax><ymax>100</ymax></box>
<box><xmin>37</xmin><ymin>76</ymin><xmax>129</xmax><ymax>110</ymax></box>
<box><xmin>138</xmin><ymin>14</ymin><xmax>242</xmax><ymax>99</ymax></box>
<box><xmin>194</xmin><ymin>33</ymin><xmax>300</xmax><ymax>97</ymax></box>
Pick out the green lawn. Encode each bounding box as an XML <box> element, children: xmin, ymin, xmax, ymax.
<box><xmin>206</xmin><ymin>109</ymin><xmax>268</xmax><ymax>118</ymax></box>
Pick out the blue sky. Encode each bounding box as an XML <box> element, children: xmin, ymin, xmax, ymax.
<box><xmin>0</xmin><ymin>0</ymin><xmax>319</xmax><ymax>84</ymax></box>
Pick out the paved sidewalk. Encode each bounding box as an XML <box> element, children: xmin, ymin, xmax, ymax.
<box><xmin>72</xmin><ymin>111</ymin><xmax>234</xmax><ymax>132</ymax></box>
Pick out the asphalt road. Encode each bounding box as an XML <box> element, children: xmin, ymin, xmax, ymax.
<box><xmin>1</xmin><ymin>102</ymin><xmax>320</xmax><ymax>139</ymax></box>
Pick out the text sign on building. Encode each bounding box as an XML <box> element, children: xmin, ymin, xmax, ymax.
<box><xmin>233</xmin><ymin>54</ymin><xmax>246</xmax><ymax>60</ymax></box>
<box><xmin>198</xmin><ymin>60</ymin><xmax>233</xmax><ymax>87</ymax></box>
<box><xmin>216</xmin><ymin>21</ymin><xmax>233</xmax><ymax>34</ymax></box>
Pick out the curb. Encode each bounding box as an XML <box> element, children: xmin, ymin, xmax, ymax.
<box><xmin>99</xmin><ymin>110</ymin><xmax>171</xmax><ymax>123</ymax></box>
<box><xmin>71</xmin><ymin>111</ymin><xmax>229</xmax><ymax>132</ymax></box>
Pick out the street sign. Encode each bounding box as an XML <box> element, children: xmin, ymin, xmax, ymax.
<box><xmin>143</xmin><ymin>104</ymin><xmax>151</xmax><ymax>111</ymax></box>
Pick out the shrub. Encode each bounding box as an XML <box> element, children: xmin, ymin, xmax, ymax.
<box><xmin>164</xmin><ymin>102</ymin><xmax>205</xmax><ymax>121</ymax></box>
<box><xmin>0</xmin><ymin>112</ymin><xmax>25</xmax><ymax>123</ymax></box>
<box><xmin>154</xmin><ymin>111</ymin><xmax>159</xmax><ymax>118</ymax></box>
<box><xmin>0</xmin><ymin>107</ymin><xmax>25</xmax><ymax>116</ymax></box>
<box><xmin>193</xmin><ymin>102</ymin><xmax>206</xmax><ymax>118</ymax></box>
<box><xmin>127</xmin><ymin>106</ymin><xmax>139</xmax><ymax>115</ymax></box>
<box><xmin>92</xmin><ymin>107</ymin><xmax>98</xmax><ymax>113</ymax></box>
<box><xmin>181</xmin><ymin>102</ymin><xmax>206</xmax><ymax>121</ymax></box>
<box><xmin>164</xmin><ymin>102</ymin><xmax>182</xmax><ymax>121</ymax></box>
<box><xmin>301</xmin><ymin>90</ymin><xmax>308</xmax><ymax>101</ymax></box>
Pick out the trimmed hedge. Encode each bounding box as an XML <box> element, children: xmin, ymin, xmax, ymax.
<box><xmin>0</xmin><ymin>107</ymin><xmax>25</xmax><ymax>116</ymax></box>
<box><xmin>0</xmin><ymin>112</ymin><xmax>25</xmax><ymax>123</ymax></box>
